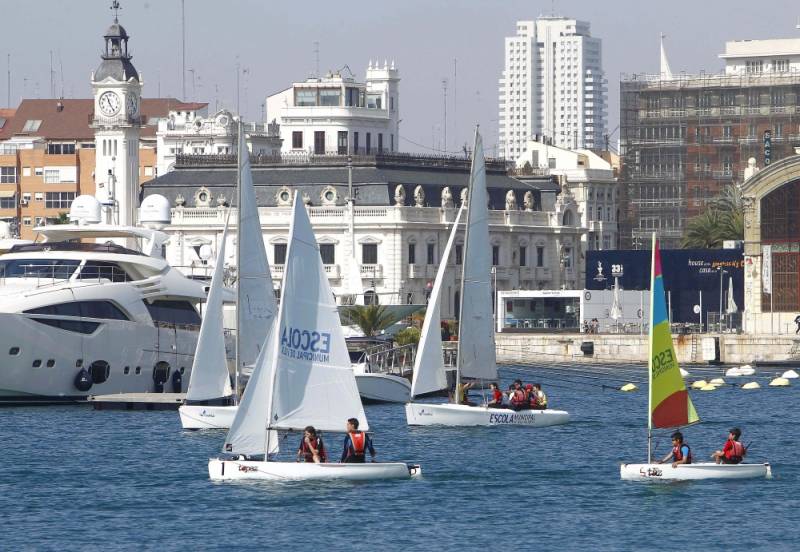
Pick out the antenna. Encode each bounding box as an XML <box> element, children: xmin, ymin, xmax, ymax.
<box><xmin>453</xmin><ymin>58</ymin><xmax>457</xmax><ymax>158</ymax></box>
<box><xmin>49</xmin><ymin>51</ymin><xmax>54</xmax><ymax>98</ymax></box>
<box><xmin>110</xmin><ymin>0</ymin><xmax>121</xmax><ymax>22</ymax></box>
<box><xmin>181</xmin><ymin>0</ymin><xmax>186</xmax><ymax>100</ymax></box>
<box><xmin>442</xmin><ymin>78</ymin><xmax>448</xmax><ymax>152</ymax></box>
<box><xmin>188</xmin><ymin>68</ymin><xmax>196</xmax><ymax>101</ymax></box>
<box><xmin>6</xmin><ymin>54</ymin><xmax>10</xmax><ymax>107</ymax></box>
<box><xmin>58</xmin><ymin>51</ymin><xmax>64</xmax><ymax>98</ymax></box>
<box><xmin>313</xmin><ymin>41</ymin><xmax>320</xmax><ymax>77</ymax></box>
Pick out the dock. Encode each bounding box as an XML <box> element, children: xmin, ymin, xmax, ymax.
<box><xmin>87</xmin><ymin>393</ymin><xmax>185</xmax><ymax>411</ymax></box>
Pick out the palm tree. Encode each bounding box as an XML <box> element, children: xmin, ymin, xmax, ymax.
<box><xmin>340</xmin><ymin>304</ymin><xmax>395</xmax><ymax>337</ymax></box>
<box><xmin>681</xmin><ymin>184</ymin><xmax>743</xmax><ymax>248</ymax></box>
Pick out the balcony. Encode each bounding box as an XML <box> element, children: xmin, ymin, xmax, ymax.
<box><xmin>273</xmin><ymin>264</ymin><xmax>340</xmax><ymax>279</ymax></box>
<box><xmin>407</xmin><ymin>264</ymin><xmax>435</xmax><ymax>279</ymax></box>
<box><xmin>360</xmin><ymin>264</ymin><xmax>383</xmax><ymax>279</ymax></box>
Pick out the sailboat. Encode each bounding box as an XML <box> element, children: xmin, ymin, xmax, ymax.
<box><xmin>179</xmin><ymin>121</ymin><xmax>277</xmax><ymax>430</ymax></box>
<box><xmin>209</xmin><ymin>192</ymin><xmax>421</xmax><ymax>481</ymax></box>
<box><xmin>620</xmin><ymin>235</ymin><xmax>771</xmax><ymax>481</ymax></box>
<box><xmin>178</xmin><ymin>213</ymin><xmax>236</xmax><ymax>429</ymax></box>
<box><xmin>405</xmin><ymin>129</ymin><xmax>569</xmax><ymax>427</ymax></box>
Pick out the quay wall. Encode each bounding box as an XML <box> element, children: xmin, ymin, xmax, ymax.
<box><xmin>495</xmin><ymin>333</ymin><xmax>799</xmax><ymax>365</ymax></box>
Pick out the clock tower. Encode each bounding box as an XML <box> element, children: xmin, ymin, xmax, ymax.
<box><xmin>91</xmin><ymin>1</ymin><xmax>142</xmax><ymax>228</ymax></box>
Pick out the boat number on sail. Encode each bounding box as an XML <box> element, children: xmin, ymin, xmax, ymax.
<box><xmin>651</xmin><ymin>349</ymin><xmax>675</xmax><ymax>379</ymax></box>
<box><xmin>489</xmin><ymin>413</ymin><xmax>537</xmax><ymax>424</ymax></box>
<box><xmin>281</xmin><ymin>327</ymin><xmax>331</xmax><ymax>362</ymax></box>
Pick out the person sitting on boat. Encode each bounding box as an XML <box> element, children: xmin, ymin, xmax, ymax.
<box><xmin>341</xmin><ymin>418</ymin><xmax>376</xmax><ymax>463</ymax></box>
<box><xmin>531</xmin><ymin>383</ymin><xmax>548</xmax><ymax>410</ymax></box>
<box><xmin>487</xmin><ymin>382</ymin><xmax>504</xmax><ymax>408</ymax></box>
<box><xmin>509</xmin><ymin>380</ymin><xmax>528</xmax><ymax>411</ymax></box>
<box><xmin>296</xmin><ymin>426</ymin><xmax>327</xmax><ymax>464</ymax></box>
<box><xmin>659</xmin><ymin>431</ymin><xmax>692</xmax><ymax>468</ymax></box>
<box><xmin>455</xmin><ymin>381</ymin><xmax>476</xmax><ymax>406</ymax></box>
<box><xmin>711</xmin><ymin>427</ymin><xmax>747</xmax><ymax>465</ymax></box>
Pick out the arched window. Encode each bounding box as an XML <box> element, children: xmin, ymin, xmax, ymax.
<box><xmin>562</xmin><ymin>210</ymin><xmax>574</xmax><ymax>226</ymax></box>
<box><xmin>364</xmin><ymin>290</ymin><xmax>379</xmax><ymax>306</ymax></box>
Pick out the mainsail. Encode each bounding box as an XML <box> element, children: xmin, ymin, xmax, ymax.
<box><xmin>410</xmin><ymin>207</ymin><xmax>463</xmax><ymax>398</ymax></box>
<box><xmin>456</xmin><ymin>130</ymin><xmax>497</xmax><ymax>382</ymax></box>
<box><xmin>269</xmin><ymin>193</ymin><xmax>368</xmax><ymax>432</ymax></box>
<box><xmin>185</xmin><ymin>214</ymin><xmax>233</xmax><ymax>401</ymax></box>
<box><xmin>648</xmin><ymin>235</ymin><xmax>699</xmax><ymax>430</ymax></box>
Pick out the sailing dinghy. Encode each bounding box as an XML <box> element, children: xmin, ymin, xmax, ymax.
<box><xmin>405</xmin><ymin>129</ymin><xmax>569</xmax><ymax>427</ymax></box>
<box><xmin>209</xmin><ymin>193</ymin><xmax>421</xmax><ymax>481</ymax></box>
<box><xmin>620</xmin><ymin>235</ymin><xmax>771</xmax><ymax>481</ymax></box>
<box><xmin>179</xmin><ymin>123</ymin><xmax>277</xmax><ymax>430</ymax></box>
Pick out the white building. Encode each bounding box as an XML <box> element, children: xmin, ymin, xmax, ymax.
<box><xmin>720</xmin><ymin>38</ymin><xmax>800</xmax><ymax>75</ymax></box>
<box><xmin>516</xmin><ymin>139</ymin><xmax>618</xmax><ymax>252</ymax></box>
<box><xmin>498</xmin><ymin>17</ymin><xmax>607</xmax><ymax>160</ymax></box>
<box><xmin>266</xmin><ymin>61</ymin><xmax>400</xmax><ymax>155</ymax></box>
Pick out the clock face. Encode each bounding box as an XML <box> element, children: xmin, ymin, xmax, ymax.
<box><xmin>126</xmin><ymin>94</ymin><xmax>138</xmax><ymax>116</ymax></box>
<box><xmin>98</xmin><ymin>91</ymin><xmax>121</xmax><ymax>116</ymax></box>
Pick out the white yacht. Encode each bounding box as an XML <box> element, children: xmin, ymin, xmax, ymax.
<box><xmin>0</xmin><ymin>194</ymin><xmax>212</xmax><ymax>404</ymax></box>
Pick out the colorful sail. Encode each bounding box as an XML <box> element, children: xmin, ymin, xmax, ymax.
<box><xmin>648</xmin><ymin>234</ymin><xmax>699</xmax><ymax>430</ymax></box>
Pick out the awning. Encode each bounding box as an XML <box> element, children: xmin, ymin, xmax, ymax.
<box><xmin>0</xmin><ymin>190</ymin><xmax>16</xmax><ymax>198</ymax></box>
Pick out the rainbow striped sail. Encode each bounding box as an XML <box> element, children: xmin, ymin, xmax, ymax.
<box><xmin>648</xmin><ymin>235</ymin><xmax>699</xmax><ymax>430</ymax></box>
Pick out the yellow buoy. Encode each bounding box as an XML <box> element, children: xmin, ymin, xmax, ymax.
<box><xmin>769</xmin><ymin>377</ymin><xmax>790</xmax><ymax>387</ymax></box>
<box><xmin>620</xmin><ymin>383</ymin><xmax>638</xmax><ymax>392</ymax></box>
<box><xmin>709</xmin><ymin>378</ymin><xmax>726</xmax><ymax>385</ymax></box>
<box><xmin>691</xmin><ymin>380</ymin><xmax>708</xmax><ymax>389</ymax></box>
<box><xmin>741</xmin><ymin>381</ymin><xmax>761</xmax><ymax>390</ymax></box>
<box><xmin>700</xmin><ymin>384</ymin><xmax>718</xmax><ymax>391</ymax></box>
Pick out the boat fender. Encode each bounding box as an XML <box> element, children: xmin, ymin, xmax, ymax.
<box><xmin>171</xmin><ymin>369</ymin><xmax>183</xmax><ymax>393</ymax></box>
<box><xmin>74</xmin><ymin>368</ymin><xmax>93</xmax><ymax>392</ymax></box>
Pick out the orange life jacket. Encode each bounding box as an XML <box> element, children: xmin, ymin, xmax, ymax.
<box><xmin>672</xmin><ymin>443</ymin><xmax>692</xmax><ymax>463</ymax></box>
<box><xmin>726</xmin><ymin>440</ymin><xmax>745</xmax><ymax>462</ymax></box>
<box><xmin>349</xmin><ymin>431</ymin><xmax>366</xmax><ymax>456</ymax></box>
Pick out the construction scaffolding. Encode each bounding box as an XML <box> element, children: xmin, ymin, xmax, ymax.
<box><xmin>619</xmin><ymin>71</ymin><xmax>800</xmax><ymax>249</ymax></box>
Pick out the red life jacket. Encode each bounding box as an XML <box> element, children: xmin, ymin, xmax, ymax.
<box><xmin>672</xmin><ymin>443</ymin><xmax>692</xmax><ymax>463</ymax></box>
<box><xmin>349</xmin><ymin>431</ymin><xmax>366</xmax><ymax>456</ymax></box>
<box><xmin>492</xmin><ymin>388</ymin><xmax>503</xmax><ymax>403</ymax></box>
<box><xmin>300</xmin><ymin>437</ymin><xmax>326</xmax><ymax>462</ymax></box>
<box><xmin>726</xmin><ymin>440</ymin><xmax>745</xmax><ymax>461</ymax></box>
<box><xmin>510</xmin><ymin>389</ymin><xmax>526</xmax><ymax>406</ymax></box>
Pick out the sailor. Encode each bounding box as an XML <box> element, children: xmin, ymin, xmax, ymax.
<box><xmin>455</xmin><ymin>381</ymin><xmax>476</xmax><ymax>406</ymax></box>
<box><xmin>711</xmin><ymin>427</ymin><xmax>747</xmax><ymax>465</ymax></box>
<box><xmin>509</xmin><ymin>380</ymin><xmax>528</xmax><ymax>411</ymax></box>
<box><xmin>296</xmin><ymin>426</ymin><xmax>327</xmax><ymax>464</ymax></box>
<box><xmin>531</xmin><ymin>383</ymin><xmax>548</xmax><ymax>410</ymax></box>
<box><xmin>341</xmin><ymin>418</ymin><xmax>376</xmax><ymax>463</ymax></box>
<box><xmin>659</xmin><ymin>431</ymin><xmax>692</xmax><ymax>468</ymax></box>
<box><xmin>487</xmin><ymin>382</ymin><xmax>504</xmax><ymax>408</ymax></box>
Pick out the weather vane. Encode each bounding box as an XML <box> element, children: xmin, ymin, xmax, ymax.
<box><xmin>110</xmin><ymin>0</ymin><xmax>122</xmax><ymax>22</ymax></box>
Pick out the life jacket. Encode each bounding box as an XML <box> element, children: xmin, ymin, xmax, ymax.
<box><xmin>726</xmin><ymin>440</ymin><xmax>745</xmax><ymax>462</ymax></box>
<box><xmin>492</xmin><ymin>388</ymin><xmax>503</xmax><ymax>404</ymax></box>
<box><xmin>300</xmin><ymin>437</ymin><xmax>326</xmax><ymax>462</ymax></box>
<box><xmin>672</xmin><ymin>443</ymin><xmax>692</xmax><ymax>464</ymax></box>
<box><xmin>349</xmin><ymin>431</ymin><xmax>366</xmax><ymax>457</ymax></box>
<box><xmin>536</xmin><ymin>390</ymin><xmax>548</xmax><ymax>408</ymax></box>
<box><xmin>510</xmin><ymin>389</ymin><xmax>527</xmax><ymax>406</ymax></box>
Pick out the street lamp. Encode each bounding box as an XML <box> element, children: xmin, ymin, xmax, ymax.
<box><xmin>717</xmin><ymin>267</ymin><xmax>727</xmax><ymax>332</ymax></box>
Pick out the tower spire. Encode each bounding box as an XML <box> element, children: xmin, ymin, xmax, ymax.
<box><xmin>660</xmin><ymin>32</ymin><xmax>674</xmax><ymax>80</ymax></box>
<box><xmin>110</xmin><ymin>0</ymin><xmax>122</xmax><ymax>23</ymax></box>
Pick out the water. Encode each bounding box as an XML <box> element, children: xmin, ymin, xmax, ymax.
<box><xmin>2</xmin><ymin>365</ymin><xmax>797</xmax><ymax>551</ymax></box>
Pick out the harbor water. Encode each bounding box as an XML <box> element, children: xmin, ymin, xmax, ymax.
<box><xmin>2</xmin><ymin>365</ymin><xmax>797</xmax><ymax>551</ymax></box>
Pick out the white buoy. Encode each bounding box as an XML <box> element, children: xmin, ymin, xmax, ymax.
<box><xmin>725</xmin><ymin>367</ymin><xmax>743</xmax><ymax>377</ymax></box>
<box><xmin>741</xmin><ymin>381</ymin><xmax>761</xmax><ymax>390</ymax></box>
<box><xmin>691</xmin><ymin>380</ymin><xmax>708</xmax><ymax>389</ymax></box>
<box><xmin>709</xmin><ymin>378</ymin><xmax>726</xmax><ymax>385</ymax></box>
<box><xmin>620</xmin><ymin>383</ymin><xmax>638</xmax><ymax>392</ymax></box>
<box><xmin>781</xmin><ymin>369</ymin><xmax>799</xmax><ymax>379</ymax></box>
<box><xmin>700</xmin><ymin>384</ymin><xmax>718</xmax><ymax>391</ymax></box>
<box><xmin>679</xmin><ymin>368</ymin><xmax>690</xmax><ymax>377</ymax></box>
<box><xmin>769</xmin><ymin>377</ymin><xmax>790</xmax><ymax>387</ymax></box>
<box><xmin>739</xmin><ymin>365</ymin><xmax>755</xmax><ymax>376</ymax></box>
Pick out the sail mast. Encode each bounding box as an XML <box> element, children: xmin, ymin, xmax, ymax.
<box><xmin>647</xmin><ymin>232</ymin><xmax>655</xmax><ymax>463</ymax></box>
<box><xmin>234</xmin><ymin>119</ymin><xmax>243</xmax><ymax>404</ymax></box>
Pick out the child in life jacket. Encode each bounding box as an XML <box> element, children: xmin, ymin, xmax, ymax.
<box><xmin>531</xmin><ymin>383</ymin><xmax>547</xmax><ymax>410</ymax></box>
<box><xmin>296</xmin><ymin>426</ymin><xmax>327</xmax><ymax>463</ymax></box>
<box><xmin>509</xmin><ymin>380</ymin><xmax>528</xmax><ymax>411</ymax></box>
<box><xmin>341</xmin><ymin>417</ymin><xmax>376</xmax><ymax>463</ymax></box>
<box><xmin>487</xmin><ymin>382</ymin><xmax>504</xmax><ymax>408</ymax></box>
<box><xmin>659</xmin><ymin>431</ymin><xmax>692</xmax><ymax>468</ymax></box>
<box><xmin>711</xmin><ymin>427</ymin><xmax>747</xmax><ymax>464</ymax></box>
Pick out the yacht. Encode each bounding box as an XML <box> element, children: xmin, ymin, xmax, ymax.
<box><xmin>0</xmin><ymin>194</ymin><xmax>213</xmax><ymax>404</ymax></box>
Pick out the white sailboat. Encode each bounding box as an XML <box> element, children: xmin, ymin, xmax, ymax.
<box><xmin>180</xmin><ymin>122</ymin><xmax>277</xmax><ymax>430</ymax></box>
<box><xmin>209</xmin><ymin>192</ymin><xmax>420</xmax><ymax>481</ymax></box>
<box><xmin>620</xmin><ymin>235</ymin><xmax>770</xmax><ymax>481</ymax></box>
<box><xmin>405</xmin><ymin>129</ymin><xmax>569</xmax><ymax>427</ymax></box>
<box><xmin>178</xmin><ymin>213</ymin><xmax>237</xmax><ymax>429</ymax></box>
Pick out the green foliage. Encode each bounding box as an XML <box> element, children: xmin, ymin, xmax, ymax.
<box><xmin>394</xmin><ymin>327</ymin><xmax>421</xmax><ymax>346</ymax></box>
<box><xmin>681</xmin><ymin>185</ymin><xmax>743</xmax><ymax>248</ymax></box>
<box><xmin>340</xmin><ymin>304</ymin><xmax>395</xmax><ymax>337</ymax></box>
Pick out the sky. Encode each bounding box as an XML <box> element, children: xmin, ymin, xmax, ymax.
<box><xmin>2</xmin><ymin>0</ymin><xmax>800</xmax><ymax>155</ymax></box>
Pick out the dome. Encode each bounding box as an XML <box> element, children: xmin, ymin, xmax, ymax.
<box><xmin>95</xmin><ymin>58</ymin><xmax>139</xmax><ymax>82</ymax></box>
<box><xmin>69</xmin><ymin>195</ymin><xmax>103</xmax><ymax>225</ymax></box>
<box><xmin>139</xmin><ymin>194</ymin><xmax>171</xmax><ymax>230</ymax></box>
<box><xmin>104</xmin><ymin>22</ymin><xmax>129</xmax><ymax>40</ymax></box>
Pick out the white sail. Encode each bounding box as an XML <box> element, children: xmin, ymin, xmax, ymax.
<box><xmin>456</xmin><ymin>130</ymin><xmax>497</xmax><ymax>381</ymax></box>
<box><xmin>270</xmin><ymin>192</ymin><xmax>368</xmax><ymax>432</ymax></box>
<box><xmin>410</xmin><ymin>207</ymin><xmax>463</xmax><ymax>398</ymax></box>
<box><xmin>236</xmin><ymin>125</ymin><xmax>277</xmax><ymax>371</ymax></box>
<box><xmin>186</xmin><ymin>215</ymin><xmax>233</xmax><ymax>401</ymax></box>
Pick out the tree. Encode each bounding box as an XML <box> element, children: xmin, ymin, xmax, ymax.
<box><xmin>339</xmin><ymin>305</ymin><xmax>395</xmax><ymax>337</ymax></box>
<box><xmin>394</xmin><ymin>327</ymin><xmax>421</xmax><ymax>346</ymax></box>
<box><xmin>681</xmin><ymin>184</ymin><xmax>743</xmax><ymax>248</ymax></box>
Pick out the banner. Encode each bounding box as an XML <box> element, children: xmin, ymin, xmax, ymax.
<box><xmin>762</xmin><ymin>245</ymin><xmax>772</xmax><ymax>294</ymax></box>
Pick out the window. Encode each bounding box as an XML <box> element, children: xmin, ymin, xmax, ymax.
<box><xmin>79</xmin><ymin>261</ymin><xmax>131</xmax><ymax>282</ymax></box>
<box><xmin>34</xmin><ymin>193</ymin><xmax>44</xmax><ymax>202</ymax></box>
<box><xmin>0</xmin><ymin>167</ymin><xmax>17</xmax><ymax>183</ymax></box>
<box><xmin>25</xmin><ymin>300</ymin><xmax>129</xmax><ymax>320</ymax></box>
<box><xmin>45</xmin><ymin>192</ymin><xmax>76</xmax><ymax>209</ymax></box>
<box><xmin>362</xmin><ymin>243</ymin><xmax>378</xmax><ymax>264</ymax></box>
<box><xmin>337</xmin><ymin>131</ymin><xmax>348</xmax><ymax>155</ymax></box>
<box><xmin>426</xmin><ymin>243</ymin><xmax>435</xmax><ymax>265</ymax></box>
<box><xmin>46</xmin><ymin>143</ymin><xmax>75</xmax><ymax>155</ymax></box>
<box><xmin>455</xmin><ymin>244</ymin><xmax>463</xmax><ymax>265</ymax></box>
<box><xmin>492</xmin><ymin>246</ymin><xmax>500</xmax><ymax>266</ymax></box>
<box><xmin>292</xmin><ymin>131</ymin><xmax>303</xmax><ymax>149</ymax></box>
<box><xmin>519</xmin><ymin>246</ymin><xmax>527</xmax><ymax>267</ymax></box>
<box><xmin>273</xmin><ymin>243</ymin><xmax>287</xmax><ymax>265</ymax></box>
<box><xmin>319</xmin><ymin>243</ymin><xmax>335</xmax><ymax>265</ymax></box>
<box><xmin>0</xmin><ymin>258</ymin><xmax>79</xmax><ymax>280</ymax></box>
<box><xmin>776</xmin><ymin>123</ymin><xmax>784</xmax><ymax>137</ymax></box>
<box><xmin>408</xmin><ymin>243</ymin><xmax>416</xmax><ymax>264</ymax></box>
<box><xmin>34</xmin><ymin>167</ymin><xmax>43</xmax><ymax>176</ymax></box>
<box><xmin>22</xmin><ymin>120</ymin><xmax>42</xmax><ymax>132</ymax></box>
<box><xmin>295</xmin><ymin>89</ymin><xmax>317</xmax><ymax>106</ymax></box>
<box><xmin>144</xmin><ymin>300</ymin><xmax>201</xmax><ymax>326</ymax></box>
<box><xmin>563</xmin><ymin>247</ymin><xmax>572</xmax><ymax>268</ymax></box>
<box><xmin>314</xmin><ymin>131</ymin><xmax>325</xmax><ymax>154</ymax></box>
<box><xmin>22</xmin><ymin>217</ymin><xmax>31</xmax><ymax>226</ymax></box>
<box><xmin>536</xmin><ymin>246</ymin><xmax>544</xmax><ymax>267</ymax></box>
<box><xmin>353</xmin><ymin>132</ymin><xmax>359</xmax><ymax>153</ymax></box>
<box><xmin>319</xmin><ymin>89</ymin><xmax>341</xmax><ymax>106</ymax></box>
<box><xmin>0</xmin><ymin>194</ymin><xmax>15</xmax><ymax>209</ymax></box>
<box><xmin>773</xmin><ymin>59</ymin><xmax>789</xmax><ymax>73</ymax></box>
<box><xmin>365</xmin><ymin>133</ymin><xmax>372</xmax><ymax>154</ymax></box>
<box><xmin>378</xmin><ymin>133</ymin><xmax>383</xmax><ymax>153</ymax></box>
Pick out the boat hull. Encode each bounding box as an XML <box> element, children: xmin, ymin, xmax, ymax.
<box><xmin>355</xmin><ymin>373</ymin><xmax>411</xmax><ymax>403</ymax></box>
<box><xmin>179</xmin><ymin>404</ymin><xmax>238</xmax><ymax>429</ymax></box>
<box><xmin>208</xmin><ymin>459</ymin><xmax>421</xmax><ymax>481</ymax></box>
<box><xmin>405</xmin><ymin>402</ymin><xmax>570</xmax><ymax>427</ymax></box>
<box><xmin>620</xmin><ymin>462</ymin><xmax>772</xmax><ymax>481</ymax></box>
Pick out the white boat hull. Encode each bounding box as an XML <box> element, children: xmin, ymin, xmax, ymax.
<box><xmin>208</xmin><ymin>459</ymin><xmax>421</xmax><ymax>481</ymax></box>
<box><xmin>620</xmin><ymin>462</ymin><xmax>772</xmax><ymax>481</ymax></box>
<box><xmin>179</xmin><ymin>404</ymin><xmax>238</xmax><ymax>429</ymax></box>
<box><xmin>355</xmin><ymin>373</ymin><xmax>411</xmax><ymax>403</ymax></box>
<box><xmin>405</xmin><ymin>402</ymin><xmax>570</xmax><ymax>427</ymax></box>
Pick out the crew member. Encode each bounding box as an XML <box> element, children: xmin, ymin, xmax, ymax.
<box><xmin>296</xmin><ymin>426</ymin><xmax>327</xmax><ymax>463</ymax></box>
<box><xmin>455</xmin><ymin>381</ymin><xmax>476</xmax><ymax>406</ymax></box>
<box><xmin>341</xmin><ymin>417</ymin><xmax>376</xmax><ymax>463</ymax></box>
<box><xmin>509</xmin><ymin>380</ymin><xmax>528</xmax><ymax>411</ymax></box>
<box><xmin>659</xmin><ymin>431</ymin><xmax>692</xmax><ymax>468</ymax></box>
<box><xmin>711</xmin><ymin>427</ymin><xmax>747</xmax><ymax>465</ymax></box>
<box><xmin>531</xmin><ymin>383</ymin><xmax>548</xmax><ymax>410</ymax></box>
<box><xmin>487</xmin><ymin>382</ymin><xmax>504</xmax><ymax>408</ymax></box>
